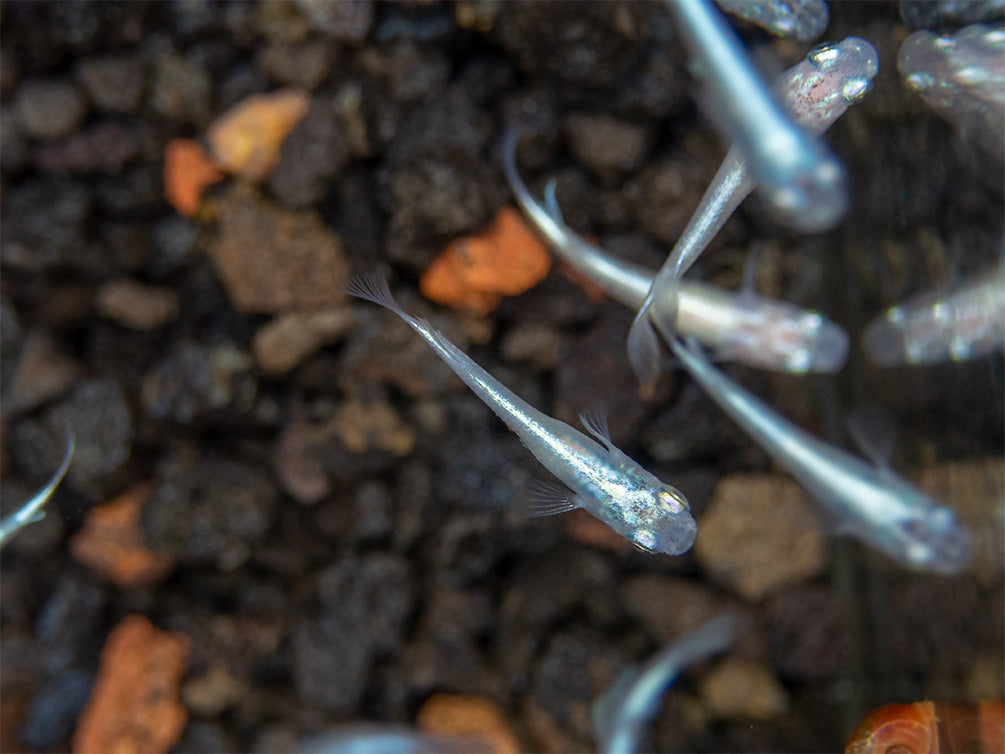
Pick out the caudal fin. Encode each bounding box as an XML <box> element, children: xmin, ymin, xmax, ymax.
<box><xmin>345</xmin><ymin>273</ymin><xmax>409</xmax><ymax>318</ymax></box>
<box><xmin>626</xmin><ymin>301</ymin><xmax>664</xmax><ymax>391</ymax></box>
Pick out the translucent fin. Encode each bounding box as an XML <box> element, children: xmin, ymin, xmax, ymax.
<box><xmin>543</xmin><ymin>178</ymin><xmax>565</xmax><ymax>224</ymax></box>
<box><xmin>345</xmin><ymin>273</ymin><xmax>407</xmax><ymax>317</ymax></box>
<box><xmin>0</xmin><ymin>433</ymin><xmax>75</xmax><ymax>550</ymax></box>
<box><xmin>525</xmin><ymin>479</ymin><xmax>580</xmax><ymax>517</ymax></box>
<box><xmin>579</xmin><ymin>408</ymin><xmax>614</xmax><ymax>450</ymax></box>
<box><xmin>627</xmin><ymin>303</ymin><xmax>664</xmax><ymax>390</ymax></box>
<box><xmin>846</xmin><ymin>405</ymin><xmax>898</xmax><ymax>472</ymax></box>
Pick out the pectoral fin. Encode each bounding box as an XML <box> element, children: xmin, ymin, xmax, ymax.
<box><xmin>524</xmin><ymin>479</ymin><xmax>580</xmax><ymax>517</ymax></box>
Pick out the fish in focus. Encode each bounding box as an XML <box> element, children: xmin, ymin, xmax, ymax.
<box><xmin>346</xmin><ymin>274</ymin><xmax>697</xmax><ymax>556</ymax></box>
<box><xmin>669</xmin><ymin>337</ymin><xmax>973</xmax><ymax>573</ymax></box>
<box><xmin>625</xmin><ymin>34</ymin><xmax>878</xmax><ymax>389</ymax></box>
<box><xmin>845</xmin><ymin>700</ymin><xmax>1005</xmax><ymax>754</ymax></box>
<box><xmin>503</xmin><ymin>128</ymin><xmax>849</xmax><ymax>374</ymax></box>
<box><xmin>0</xmin><ymin>435</ymin><xmax>74</xmax><ymax>550</ymax></box>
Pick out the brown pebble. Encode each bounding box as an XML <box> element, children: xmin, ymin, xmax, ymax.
<box><xmin>72</xmin><ymin>615</ymin><xmax>190</xmax><ymax>754</ymax></box>
<box><xmin>208</xmin><ymin>184</ymin><xmax>348</xmax><ymax>313</ymax></box>
<box><xmin>2</xmin><ymin>329</ymin><xmax>80</xmax><ymax>416</ymax></box>
<box><xmin>252</xmin><ymin>306</ymin><xmax>354</xmax><ymax>376</ymax></box>
<box><xmin>69</xmin><ymin>482</ymin><xmax>174</xmax><ymax>587</ymax></box>
<box><xmin>335</xmin><ymin>398</ymin><xmax>415</xmax><ymax>456</ymax></box>
<box><xmin>416</xmin><ymin>693</ymin><xmax>521</xmax><ymax>754</ymax></box>
<box><xmin>563</xmin><ymin>112</ymin><xmax>652</xmax><ymax>175</ymax></box>
<box><xmin>96</xmin><ymin>278</ymin><xmax>180</xmax><ymax>330</ymax></box>
<box><xmin>699</xmin><ymin>658</ymin><xmax>789</xmax><ymax>720</ymax></box>
<box><xmin>695</xmin><ymin>474</ymin><xmax>826</xmax><ymax>601</ymax></box>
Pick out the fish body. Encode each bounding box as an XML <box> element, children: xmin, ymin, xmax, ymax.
<box><xmin>669</xmin><ymin>338</ymin><xmax>973</xmax><ymax>573</ymax></box>
<box><xmin>346</xmin><ymin>274</ymin><xmax>697</xmax><ymax>556</ymax></box>
<box><xmin>845</xmin><ymin>700</ymin><xmax>1005</xmax><ymax>754</ymax></box>
<box><xmin>626</xmin><ymin>34</ymin><xmax>878</xmax><ymax>387</ymax></box>
<box><xmin>668</xmin><ymin>0</ymin><xmax>848</xmax><ymax>233</ymax></box>
<box><xmin>899</xmin><ymin>24</ymin><xmax>1005</xmax><ymax>160</ymax></box>
<box><xmin>503</xmin><ymin>127</ymin><xmax>849</xmax><ymax>373</ymax></box>
<box><xmin>0</xmin><ymin>435</ymin><xmax>74</xmax><ymax>550</ymax></box>
<box><xmin>294</xmin><ymin>724</ymin><xmax>484</xmax><ymax>754</ymax></box>
<box><xmin>716</xmin><ymin>0</ymin><xmax>829</xmax><ymax>41</ymax></box>
<box><xmin>594</xmin><ymin>614</ymin><xmax>736</xmax><ymax>754</ymax></box>
<box><xmin>862</xmin><ymin>265</ymin><xmax>1005</xmax><ymax>365</ymax></box>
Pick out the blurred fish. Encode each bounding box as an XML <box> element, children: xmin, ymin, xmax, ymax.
<box><xmin>900</xmin><ymin>0</ymin><xmax>1005</xmax><ymax>32</ymax></box>
<box><xmin>899</xmin><ymin>24</ymin><xmax>1005</xmax><ymax>161</ymax></box>
<box><xmin>346</xmin><ymin>274</ymin><xmax>697</xmax><ymax>556</ymax></box>
<box><xmin>594</xmin><ymin>614</ymin><xmax>736</xmax><ymax>754</ymax></box>
<box><xmin>294</xmin><ymin>724</ymin><xmax>487</xmax><ymax>754</ymax></box>
<box><xmin>625</xmin><ymin>34</ymin><xmax>878</xmax><ymax>388</ymax></box>
<box><xmin>0</xmin><ymin>435</ymin><xmax>74</xmax><ymax>550</ymax></box>
<box><xmin>862</xmin><ymin>264</ymin><xmax>1005</xmax><ymax>366</ymax></box>
<box><xmin>502</xmin><ymin>129</ymin><xmax>848</xmax><ymax>373</ymax></box>
<box><xmin>717</xmin><ymin>0</ymin><xmax>829</xmax><ymax>41</ymax></box>
<box><xmin>669</xmin><ymin>337</ymin><xmax>974</xmax><ymax>573</ymax></box>
<box><xmin>845</xmin><ymin>700</ymin><xmax>1005</xmax><ymax>754</ymax></box>
<box><xmin>667</xmin><ymin>0</ymin><xmax>848</xmax><ymax>234</ymax></box>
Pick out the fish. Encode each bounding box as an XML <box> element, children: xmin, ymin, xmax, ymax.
<box><xmin>667</xmin><ymin>0</ymin><xmax>848</xmax><ymax>234</ymax></box>
<box><xmin>861</xmin><ymin>264</ymin><xmax>1005</xmax><ymax>366</ymax></box>
<box><xmin>502</xmin><ymin>128</ymin><xmax>850</xmax><ymax>374</ymax></box>
<box><xmin>0</xmin><ymin>434</ymin><xmax>75</xmax><ymax>550</ymax></box>
<box><xmin>594</xmin><ymin>613</ymin><xmax>736</xmax><ymax>754</ymax></box>
<box><xmin>625</xmin><ymin>33</ymin><xmax>879</xmax><ymax>388</ymax></box>
<box><xmin>716</xmin><ymin>0</ymin><xmax>829</xmax><ymax>41</ymax></box>
<box><xmin>294</xmin><ymin>724</ymin><xmax>488</xmax><ymax>754</ymax></box>
<box><xmin>668</xmin><ymin>337</ymin><xmax>973</xmax><ymax>573</ymax></box>
<box><xmin>845</xmin><ymin>700</ymin><xmax>1005</xmax><ymax>754</ymax></box>
<box><xmin>345</xmin><ymin>274</ymin><xmax>697</xmax><ymax>556</ymax></box>
<box><xmin>899</xmin><ymin>24</ymin><xmax>1005</xmax><ymax>161</ymax></box>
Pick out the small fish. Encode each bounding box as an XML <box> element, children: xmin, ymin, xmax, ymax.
<box><xmin>669</xmin><ymin>337</ymin><xmax>973</xmax><ymax>573</ymax></box>
<box><xmin>594</xmin><ymin>614</ymin><xmax>736</xmax><ymax>754</ymax></box>
<box><xmin>0</xmin><ymin>435</ymin><xmax>74</xmax><ymax>550</ymax></box>
<box><xmin>503</xmin><ymin>129</ymin><xmax>849</xmax><ymax>374</ymax></box>
<box><xmin>717</xmin><ymin>0</ymin><xmax>829</xmax><ymax>41</ymax></box>
<box><xmin>668</xmin><ymin>0</ymin><xmax>848</xmax><ymax>234</ymax></box>
<box><xmin>626</xmin><ymin>34</ymin><xmax>879</xmax><ymax>388</ymax></box>
<box><xmin>845</xmin><ymin>700</ymin><xmax>1005</xmax><ymax>754</ymax></box>
<box><xmin>294</xmin><ymin>724</ymin><xmax>487</xmax><ymax>754</ymax></box>
<box><xmin>346</xmin><ymin>274</ymin><xmax>697</xmax><ymax>556</ymax></box>
<box><xmin>899</xmin><ymin>24</ymin><xmax>1005</xmax><ymax>161</ymax></box>
<box><xmin>862</xmin><ymin>264</ymin><xmax>1005</xmax><ymax>366</ymax></box>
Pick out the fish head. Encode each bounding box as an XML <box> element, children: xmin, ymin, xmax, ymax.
<box><xmin>631</xmin><ymin>485</ymin><xmax>697</xmax><ymax>556</ymax></box>
<box><xmin>893</xmin><ymin>504</ymin><xmax>974</xmax><ymax>575</ymax></box>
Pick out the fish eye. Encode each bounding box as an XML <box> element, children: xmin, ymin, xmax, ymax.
<box><xmin>658</xmin><ymin>487</ymin><xmax>690</xmax><ymax>513</ymax></box>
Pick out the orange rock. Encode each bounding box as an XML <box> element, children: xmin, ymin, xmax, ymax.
<box><xmin>163</xmin><ymin>138</ymin><xmax>223</xmax><ymax>217</ymax></box>
<box><xmin>420</xmin><ymin>206</ymin><xmax>551</xmax><ymax>314</ymax></box>
<box><xmin>70</xmin><ymin>482</ymin><xmax>174</xmax><ymax>587</ymax></box>
<box><xmin>416</xmin><ymin>693</ymin><xmax>521</xmax><ymax>754</ymax></box>
<box><xmin>73</xmin><ymin>615</ymin><xmax>191</xmax><ymax>754</ymax></box>
<box><xmin>207</xmin><ymin>88</ymin><xmax>310</xmax><ymax>181</ymax></box>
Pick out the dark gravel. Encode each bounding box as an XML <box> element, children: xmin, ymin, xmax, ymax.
<box><xmin>1</xmin><ymin>2</ymin><xmax>1002</xmax><ymax>753</ymax></box>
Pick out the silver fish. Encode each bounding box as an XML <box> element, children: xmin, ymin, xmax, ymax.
<box><xmin>717</xmin><ymin>0</ymin><xmax>829</xmax><ymax>41</ymax></box>
<box><xmin>502</xmin><ymin>128</ymin><xmax>849</xmax><ymax>374</ymax></box>
<box><xmin>862</xmin><ymin>264</ymin><xmax>1005</xmax><ymax>365</ymax></box>
<box><xmin>669</xmin><ymin>338</ymin><xmax>973</xmax><ymax>573</ymax></box>
<box><xmin>898</xmin><ymin>24</ymin><xmax>1005</xmax><ymax>161</ymax></box>
<box><xmin>668</xmin><ymin>0</ymin><xmax>848</xmax><ymax>233</ymax></box>
<box><xmin>0</xmin><ymin>435</ymin><xmax>74</xmax><ymax>550</ymax></box>
<box><xmin>294</xmin><ymin>724</ymin><xmax>487</xmax><ymax>754</ymax></box>
<box><xmin>346</xmin><ymin>274</ymin><xmax>697</xmax><ymax>556</ymax></box>
<box><xmin>594</xmin><ymin>613</ymin><xmax>736</xmax><ymax>754</ymax></box>
<box><xmin>626</xmin><ymin>34</ymin><xmax>879</xmax><ymax>389</ymax></box>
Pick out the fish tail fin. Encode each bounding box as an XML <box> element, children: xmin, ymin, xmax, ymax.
<box><xmin>627</xmin><ymin>299</ymin><xmax>664</xmax><ymax>391</ymax></box>
<box><xmin>346</xmin><ymin>273</ymin><xmax>414</xmax><ymax>323</ymax></box>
